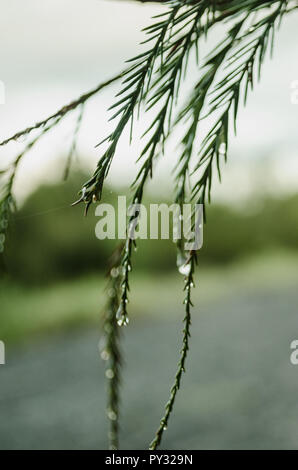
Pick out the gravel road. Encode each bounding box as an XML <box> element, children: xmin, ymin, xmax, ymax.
<box><xmin>0</xmin><ymin>284</ymin><xmax>298</xmax><ymax>449</ymax></box>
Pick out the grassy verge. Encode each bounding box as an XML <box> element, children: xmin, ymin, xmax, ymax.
<box><xmin>0</xmin><ymin>251</ymin><xmax>297</xmax><ymax>345</ymax></box>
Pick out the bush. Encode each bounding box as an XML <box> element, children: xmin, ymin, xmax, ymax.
<box><xmin>3</xmin><ymin>170</ymin><xmax>298</xmax><ymax>285</ymax></box>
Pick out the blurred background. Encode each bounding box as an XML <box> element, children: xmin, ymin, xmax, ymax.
<box><xmin>0</xmin><ymin>0</ymin><xmax>298</xmax><ymax>450</ymax></box>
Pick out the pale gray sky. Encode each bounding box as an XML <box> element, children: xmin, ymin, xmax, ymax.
<box><xmin>0</xmin><ymin>0</ymin><xmax>298</xmax><ymax>203</ymax></box>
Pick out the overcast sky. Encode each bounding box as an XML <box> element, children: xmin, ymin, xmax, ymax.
<box><xmin>0</xmin><ymin>0</ymin><xmax>298</xmax><ymax>203</ymax></box>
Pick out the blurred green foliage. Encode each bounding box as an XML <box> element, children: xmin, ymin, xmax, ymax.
<box><xmin>2</xmin><ymin>171</ymin><xmax>298</xmax><ymax>285</ymax></box>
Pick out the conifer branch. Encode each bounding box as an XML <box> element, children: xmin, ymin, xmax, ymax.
<box><xmin>0</xmin><ymin>116</ymin><xmax>62</xmax><ymax>255</ymax></box>
<box><xmin>102</xmin><ymin>1</ymin><xmax>212</xmax><ymax>328</ymax></box>
<box><xmin>100</xmin><ymin>244</ymin><xmax>124</xmax><ymax>450</ymax></box>
<box><xmin>63</xmin><ymin>103</ymin><xmax>85</xmax><ymax>181</ymax></box>
<box><xmin>149</xmin><ymin>250</ymin><xmax>197</xmax><ymax>450</ymax></box>
<box><xmin>75</xmin><ymin>2</ymin><xmax>184</xmax><ymax>212</ymax></box>
<box><xmin>148</xmin><ymin>2</ymin><xmax>289</xmax><ymax>449</ymax></box>
<box><xmin>0</xmin><ymin>72</ymin><xmax>123</xmax><ymax>147</ymax></box>
<box><xmin>191</xmin><ymin>1</ymin><xmax>288</xmax><ymax>211</ymax></box>
<box><xmin>0</xmin><ymin>0</ymin><xmax>296</xmax><ymax>452</ymax></box>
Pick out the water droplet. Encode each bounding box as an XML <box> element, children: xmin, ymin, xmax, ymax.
<box><xmin>219</xmin><ymin>142</ymin><xmax>226</xmax><ymax>155</ymax></box>
<box><xmin>108</xmin><ymin>288</ymin><xmax>115</xmax><ymax>298</ymax></box>
<box><xmin>116</xmin><ymin>304</ymin><xmax>124</xmax><ymax>319</ymax></box>
<box><xmin>163</xmin><ymin>425</ymin><xmax>167</xmax><ymax>431</ymax></box>
<box><xmin>116</xmin><ymin>302</ymin><xmax>129</xmax><ymax>326</ymax></box>
<box><xmin>110</xmin><ymin>267</ymin><xmax>119</xmax><ymax>278</ymax></box>
<box><xmin>179</xmin><ymin>263</ymin><xmax>191</xmax><ymax>276</ymax></box>
<box><xmin>101</xmin><ymin>350</ymin><xmax>110</xmax><ymax>361</ymax></box>
<box><xmin>107</xmin><ymin>409</ymin><xmax>117</xmax><ymax>421</ymax></box>
<box><xmin>117</xmin><ymin>316</ymin><xmax>129</xmax><ymax>327</ymax></box>
<box><xmin>177</xmin><ymin>252</ymin><xmax>191</xmax><ymax>276</ymax></box>
<box><xmin>105</xmin><ymin>368</ymin><xmax>114</xmax><ymax>379</ymax></box>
